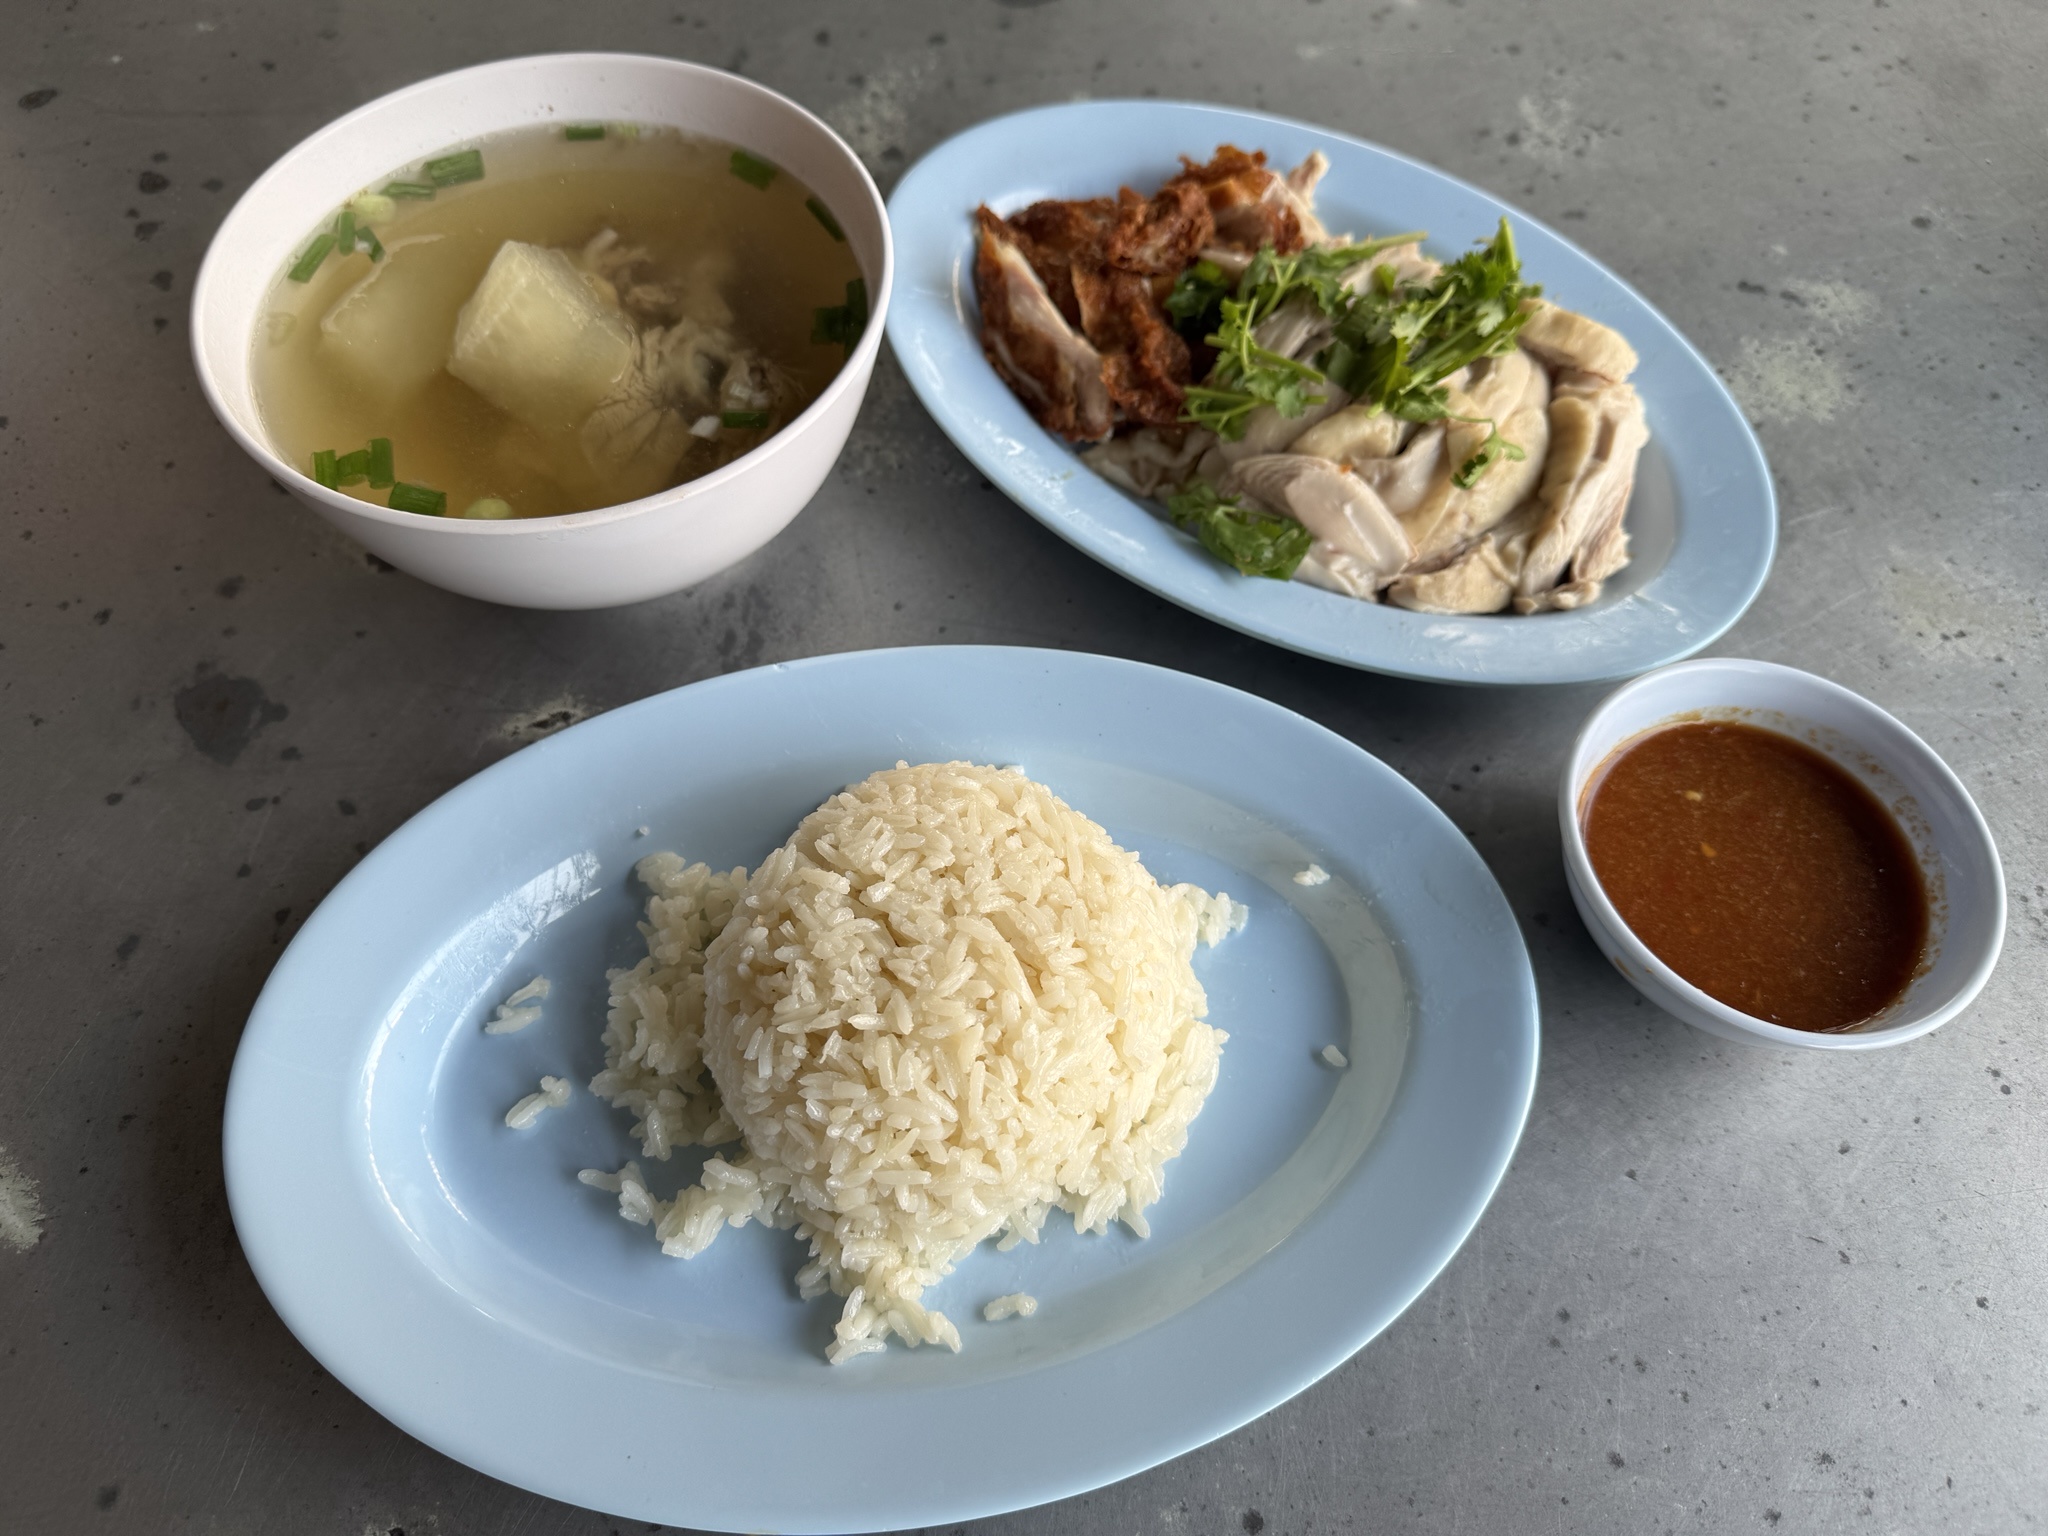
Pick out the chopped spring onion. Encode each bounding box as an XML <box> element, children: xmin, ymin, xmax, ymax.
<box><xmin>365</xmin><ymin>437</ymin><xmax>394</xmax><ymax>489</ymax></box>
<box><xmin>362</xmin><ymin>226</ymin><xmax>385</xmax><ymax>262</ymax></box>
<box><xmin>563</xmin><ymin>124</ymin><xmax>606</xmax><ymax>141</ymax></box>
<box><xmin>349</xmin><ymin>191</ymin><xmax>396</xmax><ymax>225</ymax></box>
<box><xmin>728</xmin><ymin>149</ymin><xmax>777</xmax><ymax>189</ymax></box>
<box><xmin>388</xmin><ymin>482</ymin><xmax>447</xmax><ymax>516</ymax></box>
<box><xmin>287</xmin><ymin>233</ymin><xmax>335</xmax><ymax>283</ymax></box>
<box><xmin>311</xmin><ymin>449</ymin><xmax>340</xmax><ymax>488</ymax></box>
<box><xmin>382</xmin><ymin>180</ymin><xmax>436</xmax><ymax>200</ymax></box>
<box><xmin>720</xmin><ymin>409</ymin><xmax>771</xmax><ymax>430</ymax></box>
<box><xmin>461</xmin><ymin>497</ymin><xmax>515</xmax><ymax>520</ymax></box>
<box><xmin>805</xmin><ymin>196</ymin><xmax>845</xmax><ymax>241</ymax></box>
<box><xmin>423</xmin><ymin>149</ymin><xmax>484</xmax><ymax>188</ymax></box>
<box><xmin>810</xmin><ymin>277</ymin><xmax>870</xmax><ymax>355</ymax></box>
<box><xmin>333</xmin><ymin>448</ymin><xmax>370</xmax><ymax>486</ymax></box>
<box><xmin>333</xmin><ymin>209</ymin><xmax>356</xmax><ymax>255</ymax></box>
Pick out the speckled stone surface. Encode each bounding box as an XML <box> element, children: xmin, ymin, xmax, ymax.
<box><xmin>2</xmin><ymin>2</ymin><xmax>2044</xmax><ymax>1532</ymax></box>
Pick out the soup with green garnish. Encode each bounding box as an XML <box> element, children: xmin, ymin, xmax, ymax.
<box><xmin>252</xmin><ymin>124</ymin><xmax>866</xmax><ymax>520</ymax></box>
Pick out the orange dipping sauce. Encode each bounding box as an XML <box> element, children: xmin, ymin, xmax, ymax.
<box><xmin>1582</xmin><ymin>721</ymin><xmax>1928</xmax><ymax>1032</ymax></box>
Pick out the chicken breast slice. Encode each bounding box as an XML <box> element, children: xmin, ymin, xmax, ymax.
<box><xmin>1513</xmin><ymin>375</ymin><xmax>1648</xmax><ymax>611</ymax></box>
<box><xmin>1396</xmin><ymin>351</ymin><xmax>1553</xmax><ymax>562</ymax></box>
<box><xmin>1290</xmin><ymin>405</ymin><xmax>1410</xmax><ymax>465</ymax></box>
<box><xmin>1197</xmin><ymin>386</ymin><xmax>1352</xmax><ymax>480</ymax></box>
<box><xmin>973</xmin><ymin>209</ymin><xmax>1115</xmax><ymax>442</ymax></box>
<box><xmin>1386</xmin><ymin>536</ymin><xmax>1516</xmax><ymax>614</ymax></box>
<box><xmin>1224</xmin><ymin>454</ymin><xmax>1414</xmax><ymax>581</ymax></box>
<box><xmin>1254</xmin><ymin>292</ymin><xmax>1334</xmax><ymax>364</ymax></box>
<box><xmin>1345</xmin><ymin>240</ymin><xmax>1441</xmax><ymax>292</ymax></box>
<box><xmin>1354</xmin><ymin>422</ymin><xmax>1445</xmax><ymax>517</ymax></box>
<box><xmin>1516</xmin><ymin>301</ymin><xmax>1639</xmax><ymax>382</ymax></box>
<box><xmin>1296</xmin><ymin>547</ymin><xmax>1386</xmax><ymax>599</ymax></box>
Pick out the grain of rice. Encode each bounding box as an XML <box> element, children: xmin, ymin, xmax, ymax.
<box><xmin>584</xmin><ymin>762</ymin><xmax>1242</xmax><ymax>1363</ymax></box>
<box><xmin>983</xmin><ymin>1291</ymin><xmax>1038</xmax><ymax>1321</ymax></box>
<box><xmin>484</xmin><ymin>974</ymin><xmax>551</xmax><ymax>1034</ymax></box>
<box><xmin>505</xmin><ymin>1074</ymin><xmax>570</xmax><ymax>1128</ymax></box>
<box><xmin>1320</xmin><ymin>1044</ymin><xmax>1349</xmax><ymax>1069</ymax></box>
<box><xmin>1293</xmin><ymin>863</ymin><xmax>1330</xmax><ymax>887</ymax></box>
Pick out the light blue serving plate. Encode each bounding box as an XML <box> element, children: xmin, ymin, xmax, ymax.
<box><xmin>886</xmin><ymin>101</ymin><xmax>1776</xmax><ymax>686</ymax></box>
<box><xmin>223</xmin><ymin>646</ymin><xmax>1538</xmax><ymax>1532</ymax></box>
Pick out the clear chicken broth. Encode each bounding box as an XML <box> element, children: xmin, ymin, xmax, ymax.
<box><xmin>252</xmin><ymin>125</ymin><xmax>863</xmax><ymax>519</ymax></box>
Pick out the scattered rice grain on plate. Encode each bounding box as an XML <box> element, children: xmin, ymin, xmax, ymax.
<box><xmin>1293</xmin><ymin>863</ymin><xmax>1330</xmax><ymax>887</ymax></box>
<box><xmin>983</xmin><ymin>1292</ymin><xmax>1039</xmax><ymax>1321</ymax></box>
<box><xmin>505</xmin><ymin>1075</ymin><xmax>570</xmax><ymax>1128</ymax></box>
<box><xmin>484</xmin><ymin>975</ymin><xmax>551</xmax><ymax>1035</ymax></box>
<box><xmin>1320</xmin><ymin>1044</ymin><xmax>1349</xmax><ymax>1069</ymax></box>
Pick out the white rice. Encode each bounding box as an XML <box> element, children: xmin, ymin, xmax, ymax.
<box><xmin>983</xmin><ymin>1291</ymin><xmax>1038</xmax><ymax>1321</ymax></box>
<box><xmin>1320</xmin><ymin>1044</ymin><xmax>1349</xmax><ymax>1069</ymax></box>
<box><xmin>583</xmin><ymin>761</ymin><xmax>1241</xmax><ymax>1363</ymax></box>
<box><xmin>484</xmin><ymin>974</ymin><xmax>551</xmax><ymax>1035</ymax></box>
<box><xmin>505</xmin><ymin>1074</ymin><xmax>570</xmax><ymax>1128</ymax></box>
<box><xmin>1293</xmin><ymin>863</ymin><xmax>1330</xmax><ymax>887</ymax></box>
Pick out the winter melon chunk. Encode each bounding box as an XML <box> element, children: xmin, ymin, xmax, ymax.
<box><xmin>317</xmin><ymin>235</ymin><xmax>476</xmax><ymax>406</ymax></box>
<box><xmin>447</xmin><ymin>241</ymin><xmax>636</xmax><ymax>433</ymax></box>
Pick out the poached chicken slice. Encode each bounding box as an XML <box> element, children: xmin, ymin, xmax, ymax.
<box><xmin>1224</xmin><ymin>454</ymin><xmax>1413</xmax><ymax>581</ymax></box>
<box><xmin>1514</xmin><ymin>374</ymin><xmax>1648</xmax><ymax>611</ymax></box>
<box><xmin>1516</xmin><ymin>300</ymin><xmax>1639</xmax><ymax>382</ymax></box>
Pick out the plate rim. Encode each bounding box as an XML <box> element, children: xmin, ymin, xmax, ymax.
<box><xmin>884</xmin><ymin>99</ymin><xmax>1777</xmax><ymax>686</ymax></box>
<box><xmin>222</xmin><ymin>645</ymin><xmax>1540</xmax><ymax>1531</ymax></box>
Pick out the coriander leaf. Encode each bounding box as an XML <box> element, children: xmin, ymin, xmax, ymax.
<box><xmin>1165</xmin><ymin>259</ymin><xmax>1229</xmax><ymax>322</ymax></box>
<box><xmin>1178</xmin><ymin>233</ymin><xmax>1424</xmax><ymax>440</ymax></box>
<box><xmin>1182</xmin><ymin>295</ymin><xmax>1331</xmax><ymax>440</ymax></box>
<box><xmin>1449</xmin><ymin>416</ymin><xmax>1528</xmax><ymax>489</ymax></box>
<box><xmin>1318</xmin><ymin>217</ymin><xmax>1542</xmax><ymax>484</ymax></box>
<box><xmin>1165</xmin><ymin>479</ymin><xmax>1314</xmax><ymax>579</ymax></box>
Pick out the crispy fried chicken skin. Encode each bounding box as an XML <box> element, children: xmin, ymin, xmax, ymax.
<box><xmin>1163</xmin><ymin>145</ymin><xmax>1309</xmax><ymax>255</ymax></box>
<box><xmin>972</xmin><ymin>207</ymin><xmax>1116</xmax><ymax>442</ymax></box>
<box><xmin>973</xmin><ymin>161</ymin><xmax>1231</xmax><ymax>439</ymax></box>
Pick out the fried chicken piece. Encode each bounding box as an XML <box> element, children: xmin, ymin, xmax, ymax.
<box><xmin>1164</xmin><ymin>145</ymin><xmax>1308</xmax><ymax>255</ymax></box>
<box><xmin>1106</xmin><ymin>180</ymin><xmax>1215</xmax><ymax>275</ymax></box>
<box><xmin>1003</xmin><ymin>197</ymin><xmax>1115</xmax><ymax>325</ymax></box>
<box><xmin>1071</xmin><ymin>265</ymin><xmax>1191</xmax><ymax>426</ymax></box>
<box><xmin>973</xmin><ymin>207</ymin><xmax>1115</xmax><ymax>442</ymax></box>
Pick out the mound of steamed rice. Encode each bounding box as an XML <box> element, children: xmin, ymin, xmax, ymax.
<box><xmin>583</xmin><ymin>761</ymin><xmax>1242</xmax><ymax>1363</ymax></box>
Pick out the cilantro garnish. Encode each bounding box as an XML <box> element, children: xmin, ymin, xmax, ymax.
<box><xmin>1165</xmin><ymin>479</ymin><xmax>1315</xmax><ymax>579</ymax></box>
<box><xmin>1177</xmin><ymin>234</ymin><xmax>1422</xmax><ymax>440</ymax></box>
<box><xmin>1320</xmin><ymin>218</ymin><xmax>1541</xmax><ymax>425</ymax></box>
<box><xmin>1178</xmin><ymin>218</ymin><xmax>1541</xmax><ymax>480</ymax></box>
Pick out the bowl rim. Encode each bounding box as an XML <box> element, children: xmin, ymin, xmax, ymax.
<box><xmin>1558</xmin><ymin>656</ymin><xmax>2007</xmax><ymax>1050</ymax></box>
<box><xmin>189</xmin><ymin>51</ymin><xmax>893</xmax><ymax>537</ymax></box>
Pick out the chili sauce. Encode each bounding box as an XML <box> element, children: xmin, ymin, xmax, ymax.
<box><xmin>1583</xmin><ymin>721</ymin><xmax>1928</xmax><ymax>1032</ymax></box>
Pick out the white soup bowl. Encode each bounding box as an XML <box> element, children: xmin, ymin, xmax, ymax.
<box><xmin>192</xmin><ymin>54</ymin><xmax>890</xmax><ymax>610</ymax></box>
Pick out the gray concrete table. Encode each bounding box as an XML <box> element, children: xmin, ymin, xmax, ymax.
<box><xmin>4</xmin><ymin>1</ymin><xmax>2043</xmax><ymax>1531</ymax></box>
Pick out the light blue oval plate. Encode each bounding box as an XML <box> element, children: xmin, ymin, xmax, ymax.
<box><xmin>886</xmin><ymin>102</ymin><xmax>1776</xmax><ymax>686</ymax></box>
<box><xmin>223</xmin><ymin>647</ymin><xmax>1538</xmax><ymax>1533</ymax></box>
